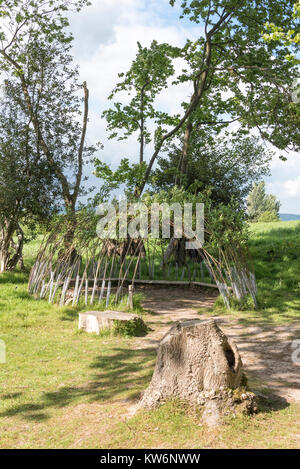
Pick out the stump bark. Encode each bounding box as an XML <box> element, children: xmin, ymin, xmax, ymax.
<box><xmin>139</xmin><ymin>319</ymin><xmax>256</xmax><ymax>425</ymax></box>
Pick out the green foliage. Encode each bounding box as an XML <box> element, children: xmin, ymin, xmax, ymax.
<box><xmin>0</xmin><ymin>87</ymin><xmax>59</xmax><ymax>225</ymax></box>
<box><xmin>102</xmin><ymin>40</ymin><xmax>180</xmax><ymax>163</ymax></box>
<box><xmin>143</xmin><ymin>186</ymin><xmax>249</xmax><ymax>257</ymax></box>
<box><xmin>93</xmin><ymin>158</ymin><xmax>147</xmax><ymax>198</ymax></box>
<box><xmin>230</xmin><ymin>295</ymin><xmax>257</xmax><ymax>312</ymax></box>
<box><xmin>263</xmin><ymin>0</ymin><xmax>300</xmax><ymax>59</ymax></box>
<box><xmin>209</xmin><ymin>221</ymin><xmax>300</xmax><ymax>323</ymax></box>
<box><xmin>169</xmin><ymin>0</ymin><xmax>300</xmax><ymax>152</ymax></box>
<box><xmin>105</xmin><ymin>317</ymin><xmax>148</xmax><ymax>338</ymax></box>
<box><xmin>0</xmin><ymin>0</ymin><xmax>98</xmax><ymax>219</ymax></box>
<box><xmin>247</xmin><ymin>182</ymin><xmax>281</xmax><ymax>222</ymax></box>
<box><xmin>258</xmin><ymin>211</ymin><xmax>280</xmax><ymax>223</ymax></box>
<box><xmin>0</xmin><ymin>82</ymin><xmax>61</xmax><ymax>270</ymax></box>
<box><xmin>152</xmin><ymin>134</ymin><xmax>272</xmax><ymax>208</ymax></box>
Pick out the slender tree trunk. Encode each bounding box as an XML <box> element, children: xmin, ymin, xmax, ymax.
<box><xmin>7</xmin><ymin>225</ymin><xmax>25</xmax><ymax>271</ymax></box>
<box><xmin>0</xmin><ymin>219</ymin><xmax>15</xmax><ymax>273</ymax></box>
<box><xmin>175</xmin><ymin>121</ymin><xmax>193</xmax><ymax>187</ymax></box>
<box><xmin>140</xmin><ymin>123</ymin><xmax>144</xmax><ymax>164</ymax></box>
<box><xmin>139</xmin><ymin>81</ymin><xmax>148</xmax><ymax>164</ymax></box>
<box><xmin>140</xmin><ymin>104</ymin><xmax>144</xmax><ymax>164</ymax></box>
<box><xmin>0</xmin><ymin>244</ymin><xmax>10</xmax><ymax>273</ymax></box>
<box><xmin>181</xmin><ymin>122</ymin><xmax>193</xmax><ymax>180</ymax></box>
<box><xmin>63</xmin><ymin>196</ymin><xmax>77</xmax><ymax>258</ymax></box>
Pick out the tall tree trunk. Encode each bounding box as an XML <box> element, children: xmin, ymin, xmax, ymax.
<box><xmin>139</xmin><ymin>81</ymin><xmax>148</xmax><ymax>164</ymax></box>
<box><xmin>175</xmin><ymin>121</ymin><xmax>193</xmax><ymax>187</ymax></box>
<box><xmin>180</xmin><ymin>122</ymin><xmax>193</xmax><ymax>179</ymax></box>
<box><xmin>0</xmin><ymin>244</ymin><xmax>10</xmax><ymax>273</ymax></box>
<box><xmin>0</xmin><ymin>219</ymin><xmax>15</xmax><ymax>273</ymax></box>
<box><xmin>63</xmin><ymin>196</ymin><xmax>77</xmax><ymax>259</ymax></box>
<box><xmin>163</xmin><ymin>237</ymin><xmax>187</xmax><ymax>267</ymax></box>
<box><xmin>7</xmin><ymin>225</ymin><xmax>25</xmax><ymax>271</ymax></box>
<box><xmin>140</xmin><ymin>123</ymin><xmax>144</xmax><ymax>164</ymax></box>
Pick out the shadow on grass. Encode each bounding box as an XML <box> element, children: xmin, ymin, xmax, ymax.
<box><xmin>0</xmin><ymin>347</ymin><xmax>156</xmax><ymax>422</ymax></box>
<box><xmin>255</xmin><ymin>389</ymin><xmax>290</xmax><ymax>415</ymax></box>
<box><xmin>1</xmin><ymin>392</ymin><xmax>23</xmax><ymax>399</ymax></box>
<box><xmin>0</xmin><ymin>271</ymin><xmax>28</xmax><ymax>285</ymax></box>
<box><xmin>59</xmin><ymin>307</ymin><xmax>80</xmax><ymax>321</ymax></box>
<box><xmin>14</xmin><ymin>291</ymin><xmax>33</xmax><ymax>300</ymax></box>
<box><xmin>0</xmin><ymin>403</ymin><xmax>49</xmax><ymax>421</ymax></box>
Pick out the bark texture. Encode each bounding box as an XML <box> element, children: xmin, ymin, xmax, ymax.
<box><xmin>139</xmin><ymin>319</ymin><xmax>256</xmax><ymax>425</ymax></box>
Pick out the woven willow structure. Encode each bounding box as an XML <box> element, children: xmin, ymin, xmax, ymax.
<box><xmin>28</xmin><ymin>211</ymin><xmax>257</xmax><ymax>309</ymax></box>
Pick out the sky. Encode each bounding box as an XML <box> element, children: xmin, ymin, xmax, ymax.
<box><xmin>68</xmin><ymin>0</ymin><xmax>300</xmax><ymax>214</ymax></box>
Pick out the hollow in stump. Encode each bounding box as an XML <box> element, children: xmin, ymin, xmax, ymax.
<box><xmin>139</xmin><ymin>319</ymin><xmax>256</xmax><ymax>425</ymax></box>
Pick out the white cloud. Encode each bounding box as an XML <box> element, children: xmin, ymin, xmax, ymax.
<box><xmin>283</xmin><ymin>176</ymin><xmax>300</xmax><ymax>197</ymax></box>
<box><xmin>68</xmin><ymin>0</ymin><xmax>142</xmax><ymax>58</ymax></box>
<box><xmin>76</xmin><ymin>25</ymin><xmax>196</xmax><ymax>106</ymax></box>
<box><xmin>69</xmin><ymin>0</ymin><xmax>199</xmax><ymax>178</ymax></box>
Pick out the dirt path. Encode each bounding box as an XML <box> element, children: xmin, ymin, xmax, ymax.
<box><xmin>133</xmin><ymin>286</ymin><xmax>300</xmax><ymax>404</ymax></box>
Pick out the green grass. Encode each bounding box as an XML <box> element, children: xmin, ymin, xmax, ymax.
<box><xmin>106</xmin><ymin>398</ymin><xmax>300</xmax><ymax>449</ymax></box>
<box><xmin>0</xmin><ymin>269</ymin><xmax>156</xmax><ymax>448</ymax></box>
<box><xmin>208</xmin><ymin>220</ymin><xmax>300</xmax><ymax>325</ymax></box>
<box><xmin>0</xmin><ymin>224</ymin><xmax>299</xmax><ymax>448</ymax></box>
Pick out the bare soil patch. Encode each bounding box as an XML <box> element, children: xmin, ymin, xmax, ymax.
<box><xmin>133</xmin><ymin>286</ymin><xmax>300</xmax><ymax>404</ymax></box>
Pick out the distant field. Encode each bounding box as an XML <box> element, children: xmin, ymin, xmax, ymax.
<box><xmin>249</xmin><ymin>219</ymin><xmax>300</xmax><ymax>235</ymax></box>
<box><xmin>218</xmin><ymin>220</ymin><xmax>300</xmax><ymax>324</ymax></box>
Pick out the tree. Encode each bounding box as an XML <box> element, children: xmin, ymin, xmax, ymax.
<box><xmin>132</xmin><ymin>0</ymin><xmax>299</xmax><ymax>196</ymax></box>
<box><xmin>95</xmin><ymin>0</ymin><xmax>298</xmax><ymax>267</ymax></box>
<box><xmin>263</xmin><ymin>0</ymin><xmax>300</xmax><ymax>49</ymax></box>
<box><xmin>258</xmin><ymin>211</ymin><xmax>280</xmax><ymax>223</ymax></box>
<box><xmin>102</xmin><ymin>41</ymin><xmax>179</xmax><ymax>165</ymax></box>
<box><xmin>97</xmin><ymin>1</ymin><xmax>299</xmax><ymax>199</ymax></box>
<box><xmin>0</xmin><ymin>0</ymin><xmax>94</xmax><ymax>216</ymax></box>
<box><xmin>0</xmin><ymin>1</ymin><xmax>98</xmax><ymax>261</ymax></box>
<box><xmin>0</xmin><ymin>82</ymin><xmax>59</xmax><ymax>272</ymax></box>
<box><xmin>247</xmin><ymin>182</ymin><xmax>281</xmax><ymax>221</ymax></box>
<box><xmin>151</xmin><ymin>134</ymin><xmax>272</xmax><ymax>208</ymax></box>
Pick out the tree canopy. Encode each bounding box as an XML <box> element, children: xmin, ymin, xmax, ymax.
<box><xmin>96</xmin><ymin>0</ymin><xmax>299</xmax><ymax>198</ymax></box>
<box><xmin>247</xmin><ymin>181</ymin><xmax>281</xmax><ymax>221</ymax></box>
<box><xmin>151</xmin><ymin>134</ymin><xmax>272</xmax><ymax>208</ymax></box>
<box><xmin>0</xmin><ymin>80</ymin><xmax>59</xmax><ymax>271</ymax></box>
<box><xmin>0</xmin><ymin>0</ymin><xmax>95</xmax><ymax>214</ymax></box>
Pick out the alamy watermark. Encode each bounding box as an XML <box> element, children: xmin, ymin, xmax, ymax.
<box><xmin>291</xmin><ymin>339</ymin><xmax>300</xmax><ymax>364</ymax></box>
<box><xmin>0</xmin><ymin>340</ymin><xmax>6</xmax><ymax>364</ymax></box>
<box><xmin>96</xmin><ymin>198</ymin><xmax>204</xmax><ymax>249</ymax></box>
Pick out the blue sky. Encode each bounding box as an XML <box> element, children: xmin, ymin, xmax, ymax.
<box><xmin>69</xmin><ymin>0</ymin><xmax>300</xmax><ymax>214</ymax></box>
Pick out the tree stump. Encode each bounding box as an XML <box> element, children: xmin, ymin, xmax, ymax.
<box><xmin>78</xmin><ymin>310</ymin><xmax>147</xmax><ymax>336</ymax></box>
<box><xmin>139</xmin><ymin>319</ymin><xmax>256</xmax><ymax>425</ymax></box>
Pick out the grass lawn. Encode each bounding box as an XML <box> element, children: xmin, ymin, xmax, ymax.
<box><xmin>207</xmin><ymin>220</ymin><xmax>300</xmax><ymax>326</ymax></box>
<box><xmin>0</xmin><ymin>222</ymin><xmax>299</xmax><ymax>448</ymax></box>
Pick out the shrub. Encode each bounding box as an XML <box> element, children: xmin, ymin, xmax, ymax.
<box><xmin>258</xmin><ymin>211</ymin><xmax>279</xmax><ymax>223</ymax></box>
